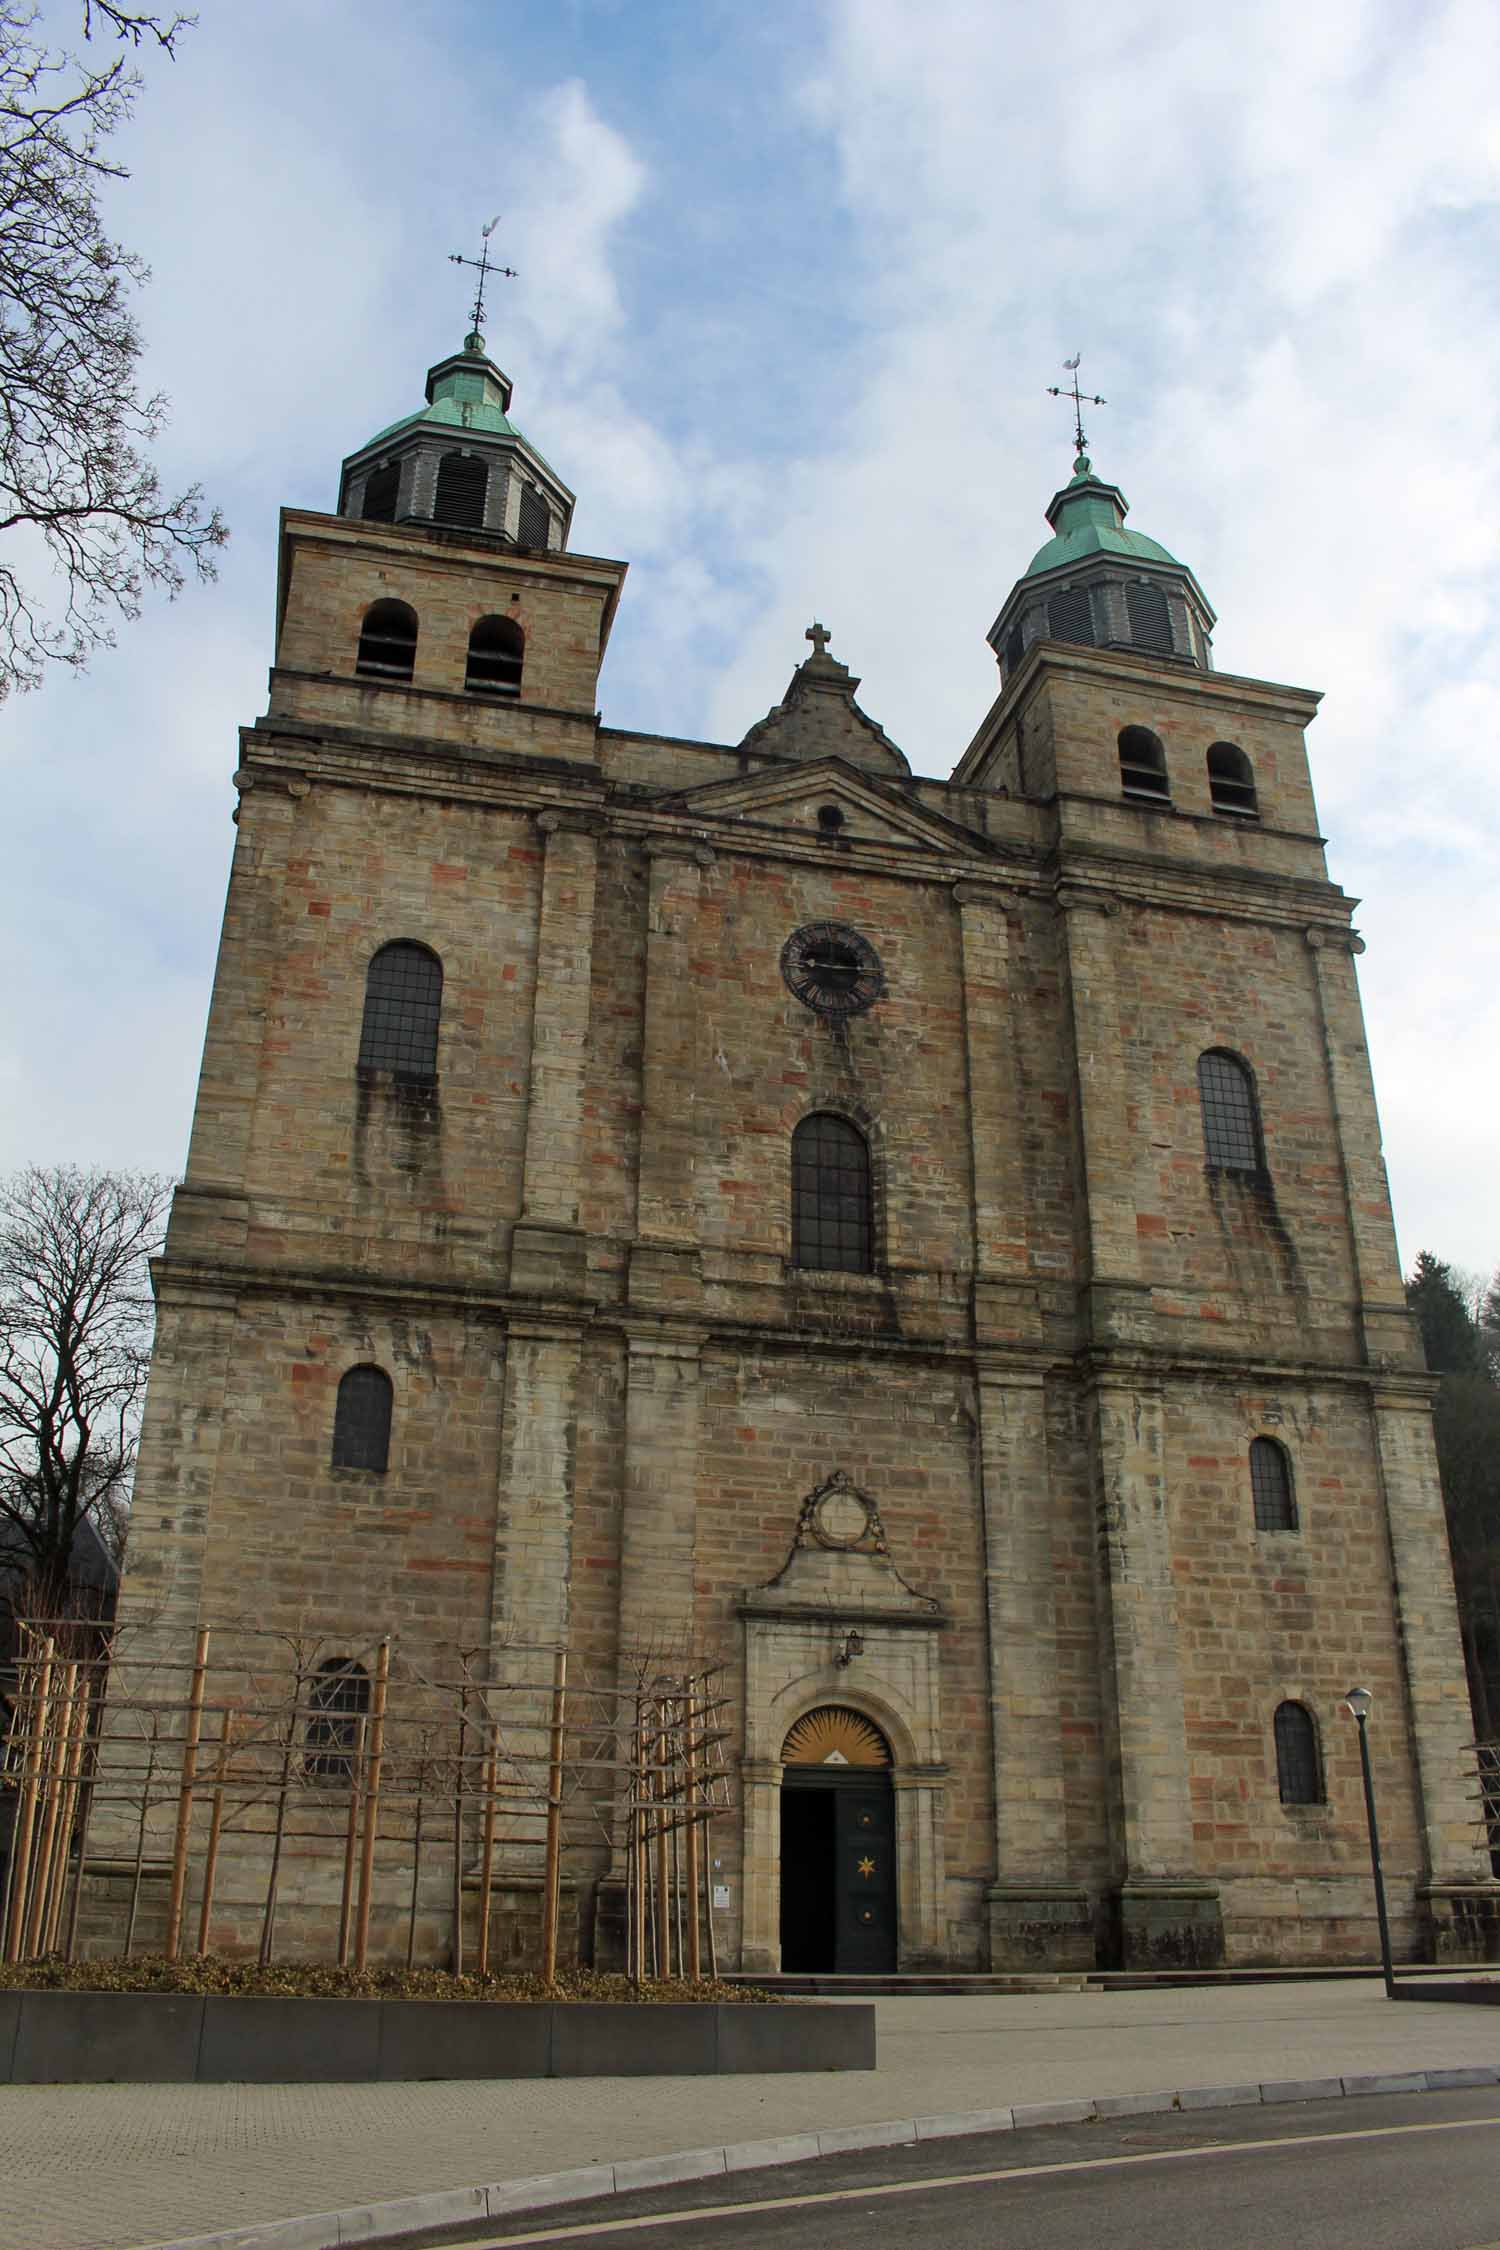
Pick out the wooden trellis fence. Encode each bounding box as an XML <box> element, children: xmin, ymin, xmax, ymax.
<box><xmin>0</xmin><ymin>1622</ymin><xmax>732</xmax><ymax>1980</ymax></box>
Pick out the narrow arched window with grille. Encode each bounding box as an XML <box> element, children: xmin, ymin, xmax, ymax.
<box><xmin>1118</xmin><ymin>724</ymin><xmax>1170</xmax><ymax>802</ymax></box>
<box><xmin>355</xmin><ymin>599</ymin><xmax>418</xmax><ymax>682</ymax></box>
<box><xmin>791</xmin><ymin>1113</ymin><xmax>873</xmax><ymax>1274</ymax></box>
<box><xmin>305</xmin><ymin>1657</ymin><xmax>371</xmax><ymax>1781</ymax></box>
<box><xmin>1047</xmin><ymin>586</ymin><xmax>1096</xmax><ymax>647</ymax></box>
<box><xmin>1250</xmin><ymin>1437</ymin><xmax>1297</xmax><ymax>1531</ymax></box>
<box><xmin>361</xmin><ymin>462</ymin><xmax>400</xmax><ymax>523</ymax></box>
<box><xmin>1207</xmin><ymin>741</ymin><xmax>1259</xmax><ymax>818</ymax></box>
<box><xmin>357</xmin><ymin>942</ymin><xmax>442</xmax><ymax>1084</ymax></box>
<box><xmin>465</xmin><ymin>614</ymin><xmax>524</xmax><ymax>698</ymax></box>
<box><xmin>434</xmin><ymin>450</ymin><xmax>488</xmax><ymax>528</ymax></box>
<box><xmin>517</xmin><ymin>484</ymin><xmax>551</xmax><ymax>549</ymax></box>
<box><xmin>331</xmin><ymin>1365</ymin><xmax>392</xmax><ymax>1472</ymax></box>
<box><xmin>1197</xmin><ymin>1049</ymin><xmax>1265</xmax><ymax>1173</ymax></box>
<box><xmin>1274</xmin><ymin>1701</ymin><xmax>1323</xmax><ymax>1804</ymax></box>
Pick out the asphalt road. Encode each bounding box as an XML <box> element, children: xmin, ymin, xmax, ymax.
<box><xmin>425</xmin><ymin>2090</ymin><xmax>1500</xmax><ymax>2250</ymax></box>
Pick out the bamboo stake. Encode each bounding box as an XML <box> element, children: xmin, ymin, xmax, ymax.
<box><xmin>24</xmin><ymin>1660</ymin><xmax>76</xmax><ymax>1959</ymax></box>
<box><xmin>43</xmin><ymin>1672</ymin><xmax>91</xmax><ymax>1956</ymax></box>
<box><xmin>476</xmin><ymin>1732</ymin><xmax>497</xmax><ymax>1977</ymax></box>
<box><xmin>654</xmin><ymin>1699</ymin><xmax>670</xmax><ymax>1980</ymax></box>
<box><xmin>353</xmin><ymin>1640</ymin><xmax>390</xmax><ymax>1972</ymax></box>
<box><xmin>196</xmin><ymin>1714</ymin><xmax>235</xmax><ymax>1957</ymax></box>
<box><xmin>540</xmin><ymin>1651</ymin><xmax>567</xmax><ymax>1984</ymax></box>
<box><xmin>336</xmin><ymin>1715</ymin><xmax>366</xmax><ymax>1968</ymax></box>
<box><xmin>633</xmin><ymin>1696</ymin><xmax>648</xmax><ymax>1987</ymax></box>
<box><xmin>3</xmin><ymin>1634</ymin><xmax>54</xmax><ymax>1963</ymax></box>
<box><xmin>406</xmin><ymin>1760</ymin><xmax>426</xmax><ymax>1972</ymax></box>
<box><xmin>123</xmin><ymin>1732</ymin><xmax>159</xmax><ymax>1960</ymax></box>
<box><xmin>164</xmin><ymin>1626</ymin><xmax>211</xmax><ymax>1962</ymax></box>
<box><xmin>257</xmin><ymin>1681</ymin><xmax>300</xmax><ymax>1969</ymax></box>
<box><xmin>63</xmin><ymin>1699</ymin><xmax>105</xmax><ymax>1965</ymax></box>
<box><xmin>684</xmin><ymin>1681</ymin><xmax>702</xmax><ymax>1981</ymax></box>
<box><xmin>0</xmin><ymin>1658</ymin><xmax>30</xmax><ymax>1954</ymax></box>
<box><xmin>451</xmin><ymin>1688</ymin><xmax>468</xmax><ymax>1978</ymax></box>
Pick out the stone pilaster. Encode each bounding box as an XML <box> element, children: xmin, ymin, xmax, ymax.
<box><xmin>953</xmin><ymin>884</ymin><xmax>1038</xmax><ymax>1347</ymax></box>
<box><xmin>1057</xmin><ymin>889</ymin><xmax>1149</xmax><ymax>1345</ymax></box>
<box><xmin>489</xmin><ymin>1319</ymin><xmax>585</xmax><ymax>1660</ymax></box>
<box><xmin>617</xmin><ymin>1328</ymin><xmax>704</xmax><ymax>1662</ymax></box>
<box><xmin>1304</xmin><ymin>930</ymin><xmax>1416</xmax><ymax>1367</ymax></box>
<box><xmin>511</xmin><ymin>813</ymin><xmax>599</xmax><ymax>1297</ymax></box>
<box><xmin>975</xmin><ymin>1364</ymin><xmax>1090</xmax><ymax>1967</ymax></box>
<box><xmin>630</xmin><ymin>841</ymin><xmax>713</xmax><ymax>1312</ymax></box>
<box><xmin>1088</xmin><ymin>1370</ymin><xmax>1223</xmax><ymax>1967</ymax></box>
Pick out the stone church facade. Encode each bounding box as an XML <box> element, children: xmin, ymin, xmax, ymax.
<box><xmin>116</xmin><ymin>323</ymin><xmax>1497</xmax><ymax>1972</ymax></box>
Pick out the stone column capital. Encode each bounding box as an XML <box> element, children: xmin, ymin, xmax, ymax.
<box><xmin>951</xmin><ymin>880</ymin><xmax>1021</xmax><ymax>915</ymax></box>
<box><xmin>645</xmin><ymin>834</ymin><xmax>715</xmax><ymax>869</ymax></box>
<box><xmin>535</xmin><ymin>808</ymin><xmax>602</xmax><ymax>840</ymax></box>
<box><xmin>1055</xmin><ymin>884</ymin><xmax>1117</xmax><ymax>918</ymax></box>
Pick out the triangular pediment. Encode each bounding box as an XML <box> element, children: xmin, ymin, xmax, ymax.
<box><xmin>652</xmin><ymin>757</ymin><xmax>988</xmax><ymax>859</ymax></box>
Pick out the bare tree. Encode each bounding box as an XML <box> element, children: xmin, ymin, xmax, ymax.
<box><xmin>0</xmin><ymin>3</ymin><xmax>224</xmax><ymax>701</ymax></box>
<box><xmin>0</xmin><ymin>1166</ymin><xmax>171</xmax><ymax>1595</ymax></box>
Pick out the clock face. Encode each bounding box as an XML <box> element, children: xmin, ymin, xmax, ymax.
<box><xmin>780</xmin><ymin>922</ymin><xmax>885</xmax><ymax>1020</ymax></box>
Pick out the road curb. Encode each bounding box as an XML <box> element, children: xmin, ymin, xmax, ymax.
<box><xmin>135</xmin><ymin>2063</ymin><xmax>1500</xmax><ymax>2250</ymax></box>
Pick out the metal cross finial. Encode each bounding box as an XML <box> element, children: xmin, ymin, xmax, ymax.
<box><xmin>448</xmin><ymin>216</ymin><xmax>517</xmax><ymax>339</ymax></box>
<box><xmin>805</xmin><ymin>620</ymin><xmax>832</xmax><ymax>660</ymax></box>
<box><xmin>1046</xmin><ymin>353</ymin><xmax>1107</xmax><ymax>461</ymax></box>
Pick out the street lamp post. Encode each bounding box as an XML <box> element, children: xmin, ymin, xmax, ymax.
<box><xmin>1344</xmin><ymin>1686</ymin><xmax>1396</xmax><ymax>1999</ymax></box>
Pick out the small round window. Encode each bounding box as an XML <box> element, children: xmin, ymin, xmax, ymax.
<box><xmin>780</xmin><ymin>923</ymin><xmax>884</xmax><ymax>1019</ymax></box>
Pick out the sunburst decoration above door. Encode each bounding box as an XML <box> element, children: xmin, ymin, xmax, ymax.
<box><xmin>781</xmin><ymin>1704</ymin><xmax>892</xmax><ymax>1768</ymax></box>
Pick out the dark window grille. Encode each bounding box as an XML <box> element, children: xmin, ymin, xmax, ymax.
<box><xmin>1126</xmin><ymin>581</ymin><xmax>1173</xmax><ymax>652</ymax></box>
<box><xmin>355</xmin><ymin>599</ymin><xmax>418</xmax><ymax>682</ymax></box>
<box><xmin>361</xmin><ymin>462</ymin><xmax>400</xmax><ymax>523</ymax></box>
<box><xmin>1198</xmin><ymin>1049</ymin><xmax>1263</xmax><ymax>1173</ymax></box>
<box><xmin>1250</xmin><ymin>1437</ymin><xmax>1297</xmax><ymax>1531</ymax></box>
<box><xmin>517</xmin><ymin>485</ymin><xmax>551</xmax><ymax>548</ymax></box>
<box><xmin>466</xmin><ymin>614</ymin><xmax>524</xmax><ymax>697</ymax></box>
<box><xmin>1004</xmin><ymin>625</ymin><xmax>1025</xmax><ymax>674</ymax></box>
<box><xmin>1274</xmin><ymin>1701</ymin><xmax>1323</xmax><ymax>1804</ymax></box>
<box><xmin>1118</xmin><ymin>724</ymin><xmax>1170</xmax><ymax>801</ymax></box>
<box><xmin>1207</xmin><ymin>740</ymin><xmax>1259</xmax><ymax>817</ymax></box>
<box><xmin>1047</xmin><ymin>587</ymin><xmax>1096</xmax><ymax>646</ymax></box>
<box><xmin>434</xmin><ymin>450</ymin><xmax>488</xmax><ymax>528</ymax></box>
<box><xmin>305</xmin><ymin>1658</ymin><xmax>371</xmax><ymax>1781</ymax></box>
<box><xmin>357</xmin><ymin>942</ymin><xmax>442</xmax><ymax>1083</ymax></box>
<box><xmin>791</xmin><ymin>1113</ymin><xmax>873</xmax><ymax>1274</ymax></box>
<box><xmin>331</xmin><ymin>1365</ymin><xmax>392</xmax><ymax>1473</ymax></box>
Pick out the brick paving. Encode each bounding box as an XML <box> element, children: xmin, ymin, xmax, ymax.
<box><xmin>3</xmin><ymin>1982</ymin><xmax>1499</xmax><ymax>2250</ymax></box>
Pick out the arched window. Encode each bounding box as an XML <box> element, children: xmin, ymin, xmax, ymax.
<box><xmin>357</xmin><ymin>941</ymin><xmax>442</xmax><ymax>1083</ymax></box>
<box><xmin>305</xmin><ymin>1657</ymin><xmax>371</xmax><ymax>1781</ymax></box>
<box><xmin>1197</xmin><ymin>1049</ymin><xmax>1265</xmax><ymax>1173</ymax></box>
<box><xmin>355</xmin><ymin>599</ymin><xmax>417</xmax><ymax>683</ymax></box>
<box><xmin>791</xmin><ymin>1113</ymin><xmax>873</xmax><ymax>1274</ymax></box>
<box><xmin>1126</xmin><ymin>582</ymin><xmax>1173</xmax><ymax>652</ymax></box>
<box><xmin>465</xmin><ymin>614</ymin><xmax>524</xmax><ymax>698</ymax></box>
<box><xmin>1274</xmin><ymin>1702</ymin><xmax>1323</xmax><ymax>1805</ymax></box>
<box><xmin>517</xmin><ymin>484</ymin><xmax>551</xmax><ymax>549</ymax></box>
<box><xmin>1047</xmin><ymin>587</ymin><xmax>1096</xmax><ymax>647</ymax></box>
<box><xmin>1250</xmin><ymin>1437</ymin><xmax>1297</xmax><ymax>1532</ymax></box>
<box><xmin>361</xmin><ymin>462</ymin><xmax>400</xmax><ymax>523</ymax></box>
<box><xmin>1207</xmin><ymin>741</ymin><xmax>1259</xmax><ymax>818</ymax></box>
<box><xmin>1119</xmin><ymin>725</ymin><xmax>1170</xmax><ymax>802</ymax></box>
<box><xmin>331</xmin><ymin>1365</ymin><xmax>392</xmax><ymax>1473</ymax></box>
<box><xmin>433</xmin><ymin>450</ymin><xmax>488</xmax><ymax>528</ymax></box>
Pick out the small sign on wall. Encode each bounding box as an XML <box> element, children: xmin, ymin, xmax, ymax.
<box><xmin>713</xmin><ymin>1884</ymin><xmax>731</xmax><ymax>1911</ymax></box>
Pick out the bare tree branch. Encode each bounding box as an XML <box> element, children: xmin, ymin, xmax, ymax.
<box><xmin>0</xmin><ymin>4</ymin><xmax>224</xmax><ymax>701</ymax></box>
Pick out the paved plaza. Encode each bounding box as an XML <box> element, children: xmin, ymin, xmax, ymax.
<box><xmin>2</xmin><ymin>1980</ymin><xmax>1498</xmax><ymax>2250</ymax></box>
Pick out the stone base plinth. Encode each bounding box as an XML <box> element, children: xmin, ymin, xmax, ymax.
<box><xmin>1421</xmin><ymin>1883</ymin><xmax>1500</xmax><ymax>1963</ymax></box>
<box><xmin>986</xmin><ymin>1884</ymin><xmax>1095</xmax><ymax>1971</ymax></box>
<box><xmin>1113</xmin><ymin>1881</ymin><xmax>1224</xmax><ymax>1970</ymax></box>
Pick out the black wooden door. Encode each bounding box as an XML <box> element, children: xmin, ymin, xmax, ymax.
<box><xmin>833</xmin><ymin>1779</ymin><xmax>897</xmax><ymax>1972</ymax></box>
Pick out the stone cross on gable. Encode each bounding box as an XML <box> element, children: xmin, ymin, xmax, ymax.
<box><xmin>805</xmin><ymin>621</ymin><xmax>832</xmax><ymax>660</ymax></box>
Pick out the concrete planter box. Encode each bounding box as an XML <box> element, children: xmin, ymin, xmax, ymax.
<box><xmin>0</xmin><ymin>1992</ymin><xmax>875</xmax><ymax>2082</ymax></box>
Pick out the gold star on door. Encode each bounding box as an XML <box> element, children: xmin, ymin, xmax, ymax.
<box><xmin>857</xmin><ymin>1855</ymin><xmax>876</xmax><ymax>1878</ymax></box>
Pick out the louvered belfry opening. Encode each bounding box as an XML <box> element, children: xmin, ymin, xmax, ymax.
<box><xmin>355</xmin><ymin>599</ymin><xmax>418</xmax><ymax>682</ymax></box>
<box><xmin>791</xmin><ymin>1113</ymin><xmax>874</xmax><ymax>1274</ymax></box>
<box><xmin>361</xmin><ymin>461</ymin><xmax>400</xmax><ymax>523</ymax></box>
<box><xmin>1198</xmin><ymin>1049</ymin><xmax>1263</xmax><ymax>1173</ymax></box>
<box><xmin>1208</xmin><ymin>740</ymin><xmax>1259</xmax><ymax>817</ymax></box>
<box><xmin>1126</xmin><ymin>580</ymin><xmax>1173</xmax><ymax>652</ymax></box>
<box><xmin>466</xmin><ymin>614</ymin><xmax>524</xmax><ymax>697</ymax></box>
<box><xmin>1047</xmin><ymin>586</ymin><xmax>1096</xmax><ymax>646</ymax></box>
<box><xmin>433</xmin><ymin>449</ymin><xmax>489</xmax><ymax>528</ymax></box>
<box><xmin>1118</xmin><ymin>724</ymin><xmax>1170</xmax><ymax>802</ymax></box>
<box><xmin>517</xmin><ymin>484</ymin><xmax>551</xmax><ymax>549</ymax></box>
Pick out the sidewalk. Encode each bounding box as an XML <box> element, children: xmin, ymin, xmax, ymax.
<box><xmin>2</xmin><ymin>1980</ymin><xmax>1498</xmax><ymax>2250</ymax></box>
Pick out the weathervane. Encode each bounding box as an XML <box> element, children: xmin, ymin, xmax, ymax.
<box><xmin>449</xmin><ymin>216</ymin><xmax>517</xmax><ymax>340</ymax></box>
<box><xmin>1046</xmin><ymin>353</ymin><xmax>1106</xmax><ymax>461</ymax></box>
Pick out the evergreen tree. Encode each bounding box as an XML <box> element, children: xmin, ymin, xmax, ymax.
<box><xmin>1407</xmin><ymin>1251</ymin><xmax>1500</xmax><ymax>1742</ymax></box>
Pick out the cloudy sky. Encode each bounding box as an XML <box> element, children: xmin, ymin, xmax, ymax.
<box><xmin>3</xmin><ymin>0</ymin><xmax>1497</xmax><ymax>1278</ymax></box>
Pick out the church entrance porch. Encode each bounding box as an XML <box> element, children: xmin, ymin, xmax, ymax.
<box><xmin>779</xmin><ymin>1707</ymin><xmax>897</xmax><ymax>1973</ymax></box>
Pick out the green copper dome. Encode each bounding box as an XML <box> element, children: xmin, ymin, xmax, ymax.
<box><xmin>362</xmin><ymin>331</ymin><xmax>523</xmax><ymax>448</ymax></box>
<box><xmin>1022</xmin><ymin>454</ymin><xmax>1180</xmax><ymax>579</ymax></box>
